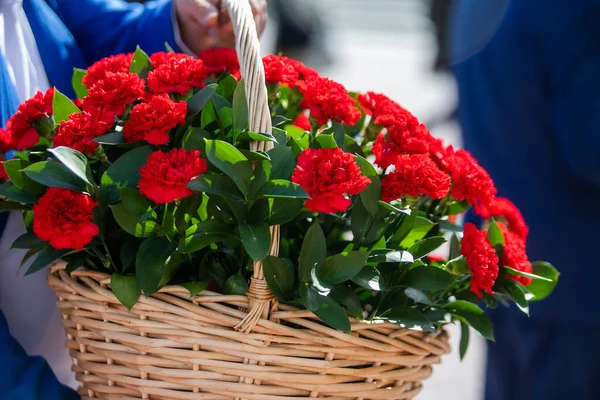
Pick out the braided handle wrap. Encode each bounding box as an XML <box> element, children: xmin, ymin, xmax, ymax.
<box><xmin>223</xmin><ymin>0</ymin><xmax>280</xmax><ymax>333</ymax></box>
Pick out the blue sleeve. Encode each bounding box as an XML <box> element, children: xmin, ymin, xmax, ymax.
<box><xmin>0</xmin><ymin>313</ymin><xmax>79</xmax><ymax>400</ymax></box>
<box><xmin>528</xmin><ymin>0</ymin><xmax>600</xmax><ymax>186</ymax></box>
<box><xmin>54</xmin><ymin>0</ymin><xmax>178</xmax><ymax>64</ymax></box>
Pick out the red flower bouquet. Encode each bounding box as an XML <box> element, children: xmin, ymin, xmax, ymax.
<box><xmin>0</xmin><ymin>46</ymin><xmax>558</xmax><ymax>358</ymax></box>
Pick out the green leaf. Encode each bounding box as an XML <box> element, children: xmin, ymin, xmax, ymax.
<box><xmin>502</xmin><ymin>266</ymin><xmax>553</xmax><ymax>282</ymax></box>
<box><xmin>240</xmin><ymin>150</ymin><xmax>270</xmax><ymax>161</ymax></box>
<box><xmin>487</xmin><ymin>219</ymin><xmax>505</xmax><ymax>257</ymax></box>
<box><xmin>319</xmin><ymin>251</ymin><xmax>369</xmax><ymax>285</ymax></box>
<box><xmin>384</xmin><ymin>307</ymin><xmax>435</xmax><ymax>332</ymax></box>
<box><xmin>444</xmin><ymin>300</ymin><xmax>494</xmax><ymax>340</ymax></box>
<box><xmin>26</xmin><ymin>245</ymin><xmax>67</xmax><ymax>275</ymax></box>
<box><xmin>179</xmin><ymin>220</ymin><xmax>236</xmax><ymax>253</ymax></box>
<box><xmin>111</xmin><ymin>274</ymin><xmax>140</xmax><ymax>310</ymax></box>
<box><xmin>238</xmin><ymin>222</ymin><xmax>271</xmax><ymax>261</ymax></box>
<box><xmin>110</xmin><ymin>203</ymin><xmax>158</xmax><ymax>237</ymax></box>
<box><xmin>368</xmin><ymin>249</ymin><xmax>414</xmax><ymax>264</ymax></box>
<box><xmin>23</xmin><ymin>161</ymin><xmax>86</xmax><ymax>191</ymax></box>
<box><xmin>360</xmin><ymin>175</ymin><xmax>381</xmax><ymax>216</ymax></box>
<box><xmin>48</xmin><ymin>147</ymin><xmax>93</xmax><ymax>186</ymax></box>
<box><xmin>165</xmin><ymin>41</ymin><xmax>175</xmax><ymax>52</ymax></box>
<box><xmin>232</xmin><ymin>79</ymin><xmax>248</xmax><ymax>137</ymax></box>
<box><xmin>389</xmin><ymin>210</ymin><xmax>417</xmax><ymax>246</ymax></box>
<box><xmin>11</xmin><ymin>232</ymin><xmax>45</xmax><ymax>249</ymax></box>
<box><xmin>0</xmin><ymin>201</ymin><xmax>29</xmax><ymax>211</ymax></box>
<box><xmin>120</xmin><ymin>188</ymin><xmax>151</xmax><ymax>216</ymax></box>
<box><xmin>330</xmin><ymin>284</ymin><xmax>364</xmax><ymax>319</ymax></box>
<box><xmin>526</xmin><ymin>262</ymin><xmax>559</xmax><ymax>301</ymax></box>
<box><xmin>204</xmin><ymin>139</ymin><xmax>253</xmax><ymax>197</ymax></box>
<box><xmin>182</xmin><ymin>128</ymin><xmax>211</xmax><ymax>152</ymax></box>
<box><xmin>187</xmin><ymin>84</ymin><xmax>218</xmax><ymax>116</ymax></box>
<box><xmin>72</xmin><ymin>68</ymin><xmax>88</xmax><ymax>99</ymax></box>
<box><xmin>498</xmin><ymin>279</ymin><xmax>529</xmax><ymax>315</ymax></box>
<box><xmin>0</xmin><ymin>181</ymin><xmax>39</xmax><ymax>203</ymax></box>
<box><xmin>354</xmin><ymin>155</ymin><xmax>378</xmax><ymax>177</ymax></box>
<box><xmin>52</xmin><ymin>88</ymin><xmax>80</xmax><ymax>126</ymax></box>
<box><xmin>187</xmin><ymin>174</ymin><xmax>244</xmax><ymax>201</ymax></box>
<box><xmin>399</xmin><ymin>216</ymin><xmax>435</xmax><ymax>248</ymax></box>
<box><xmin>216</xmin><ymin>73</ymin><xmax>238</xmax><ymax>99</ymax></box>
<box><xmin>223</xmin><ymin>271</ymin><xmax>248</xmax><ymax>295</ymax></box>
<box><xmin>236</xmin><ymin>131</ymin><xmax>276</xmax><ymax>142</ymax></box>
<box><xmin>93</xmin><ymin>131</ymin><xmax>125</xmax><ymax>145</ymax></box>
<box><xmin>267</xmin><ymin>146</ymin><xmax>295</xmax><ymax>180</ymax></box>
<box><xmin>352</xmin><ymin>266</ymin><xmax>389</xmax><ymax>291</ymax></box>
<box><xmin>315</xmin><ymin>133</ymin><xmax>338</xmax><ymax>149</ymax></box>
<box><xmin>256</xmin><ymin>180</ymin><xmax>309</xmax><ymax>199</ymax></box>
<box><xmin>3</xmin><ymin>159</ymin><xmax>44</xmax><ymax>194</ymax></box>
<box><xmin>135</xmin><ymin>236</ymin><xmax>175</xmax><ymax>295</ymax></box>
<box><xmin>408</xmin><ymin>236</ymin><xmax>447</xmax><ymax>260</ymax></box>
<box><xmin>267</xmin><ymin>198</ymin><xmax>305</xmax><ymax>225</ymax></box>
<box><xmin>459</xmin><ymin>322</ymin><xmax>470</xmax><ymax>360</ymax></box>
<box><xmin>100</xmin><ymin>145</ymin><xmax>153</xmax><ymax>204</ymax></box>
<box><xmin>313</xmin><ymin>295</ymin><xmax>351</xmax><ymax>332</ymax></box>
<box><xmin>401</xmin><ymin>266</ymin><xmax>455</xmax><ymax>291</ymax></box>
<box><xmin>299</xmin><ymin>222</ymin><xmax>326</xmax><ymax>282</ymax></box>
<box><xmin>263</xmin><ymin>256</ymin><xmax>295</xmax><ymax>301</ymax></box>
<box><xmin>182</xmin><ymin>281</ymin><xmax>209</xmax><ymax>297</ymax></box>
<box><xmin>447</xmin><ymin>199</ymin><xmax>471</xmax><ymax>215</ymax></box>
<box><xmin>404</xmin><ymin>287</ymin><xmax>433</xmax><ymax>305</ymax></box>
<box><xmin>129</xmin><ymin>46</ymin><xmax>150</xmax><ymax>75</ymax></box>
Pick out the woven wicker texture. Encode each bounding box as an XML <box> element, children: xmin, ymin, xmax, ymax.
<box><xmin>49</xmin><ymin>263</ymin><xmax>450</xmax><ymax>399</ymax></box>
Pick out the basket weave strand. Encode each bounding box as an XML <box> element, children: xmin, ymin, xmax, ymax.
<box><xmin>224</xmin><ymin>0</ymin><xmax>279</xmax><ymax>334</ymax></box>
<box><xmin>47</xmin><ymin>1</ymin><xmax>451</xmax><ymax>398</ymax></box>
<box><xmin>49</xmin><ymin>262</ymin><xmax>450</xmax><ymax>399</ymax></box>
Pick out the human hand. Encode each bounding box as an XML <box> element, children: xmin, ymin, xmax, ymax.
<box><xmin>174</xmin><ymin>0</ymin><xmax>267</xmax><ymax>54</ymax></box>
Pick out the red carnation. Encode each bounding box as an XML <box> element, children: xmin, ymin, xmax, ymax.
<box><xmin>428</xmin><ymin>137</ymin><xmax>455</xmax><ymax>173</ymax></box>
<box><xmin>6</xmin><ymin>88</ymin><xmax>54</xmax><ymax>150</ymax></box>
<box><xmin>461</xmin><ymin>222</ymin><xmax>499</xmax><ymax>297</ymax></box>
<box><xmin>262</xmin><ymin>54</ymin><xmax>300</xmax><ymax>85</ymax></box>
<box><xmin>497</xmin><ymin>223</ymin><xmax>532</xmax><ymax>286</ymax></box>
<box><xmin>83</xmin><ymin>53</ymin><xmax>133</xmax><ymax>87</ymax></box>
<box><xmin>449</xmin><ymin>149</ymin><xmax>497</xmax><ymax>215</ymax></box>
<box><xmin>480</xmin><ymin>197</ymin><xmax>529</xmax><ymax>240</ymax></box>
<box><xmin>123</xmin><ymin>94</ymin><xmax>187</xmax><ymax>145</ymax></box>
<box><xmin>292</xmin><ymin>113</ymin><xmax>311</xmax><ymax>131</ymax></box>
<box><xmin>147</xmin><ymin>55</ymin><xmax>208</xmax><ymax>95</ymax></box>
<box><xmin>381</xmin><ymin>154</ymin><xmax>451</xmax><ymax>202</ymax></box>
<box><xmin>292</xmin><ymin>148</ymin><xmax>370</xmax><ymax>214</ymax></box>
<box><xmin>298</xmin><ymin>76</ymin><xmax>361</xmax><ymax>126</ymax></box>
<box><xmin>32</xmin><ymin>188</ymin><xmax>99</xmax><ymax>250</ymax></box>
<box><xmin>83</xmin><ymin>72</ymin><xmax>145</xmax><ymax>116</ymax></box>
<box><xmin>53</xmin><ymin>109</ymin><xmax>114</xmax><ymax>154</ymax></box>
<box><xmin>198</xmin><ymin>48</ymin><xmax>240</xmax><ymax>79</ymax></box>
<box><xmin>358</xmin><ymin>92</ymin><xmax>401</xmax><ymax>118</ymax></box>
<box><xmin>149</xmin><ymin>52</ymin><xmax>187</xmax><ymax>68</ymax></box>
<box><xmin>139</xmin><ymin>148</ymin><xmax>207</xmax><ymax>204</ymax></box>
<box><xmin>288</xmin><ymin>59</ymin><xmax>319</xmax><ymax>81</ymax></box>
<box><xmin>371</xmin><ymin>107</ymin><xmax>433</xmax><ymax>169</ymax></box>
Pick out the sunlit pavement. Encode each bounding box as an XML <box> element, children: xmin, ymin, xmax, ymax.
<box><xmin>263</xmin><ymin>1</ymin><xmax>485</xmax><ymax>398</ymax></box>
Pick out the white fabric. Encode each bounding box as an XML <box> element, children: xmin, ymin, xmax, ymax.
<box><xmin>0</xmin><ymin>0</ymin><xmax>49</xmax><ymax>100</ymax></box>
<box><xmin>0</xmin><ymin>0</ymin><xmax>76</xmax><ymax>389</ymax></box>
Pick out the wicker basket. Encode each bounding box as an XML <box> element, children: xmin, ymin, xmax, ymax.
<box><xmin>47</xmin><ymin>1</ymin><xmax>450</xmax><ymax>398</ymax></box>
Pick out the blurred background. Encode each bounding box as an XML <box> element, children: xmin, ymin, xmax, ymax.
<box><xmin>260</xmin><ymin>1</ymin><xmax>484</xmax><ymax>399</ymax></box>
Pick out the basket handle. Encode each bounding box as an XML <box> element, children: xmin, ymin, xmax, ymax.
<box><xmin>223</xmin><ymin>0</ymin><xmax>279</xmax><ymax>333</ymax></box>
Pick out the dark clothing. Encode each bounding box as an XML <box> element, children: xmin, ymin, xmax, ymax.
<box><xmin>0</xmin><ymin>313</ymin><xmax>79</xmax><ymax>400</ymax></box>
<box><xmin>486</xmin><ymin>309</ymin><xmax>600</xmax><ymax>400</ymax></box>
<box><xmin>451</xmin><ymin>0</ymin><xmax>600</xmax><ymax>325</ymax></box>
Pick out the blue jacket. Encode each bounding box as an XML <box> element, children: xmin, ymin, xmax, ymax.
<box><xmin>451</xmin><ymin>0</ymin><xmax>600</xmax><ymax>324</ymax></box>
<box><xmin>0</xmin><ymin>0</ymin><xmax>179</xmax><ymax>397</ymax></box>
